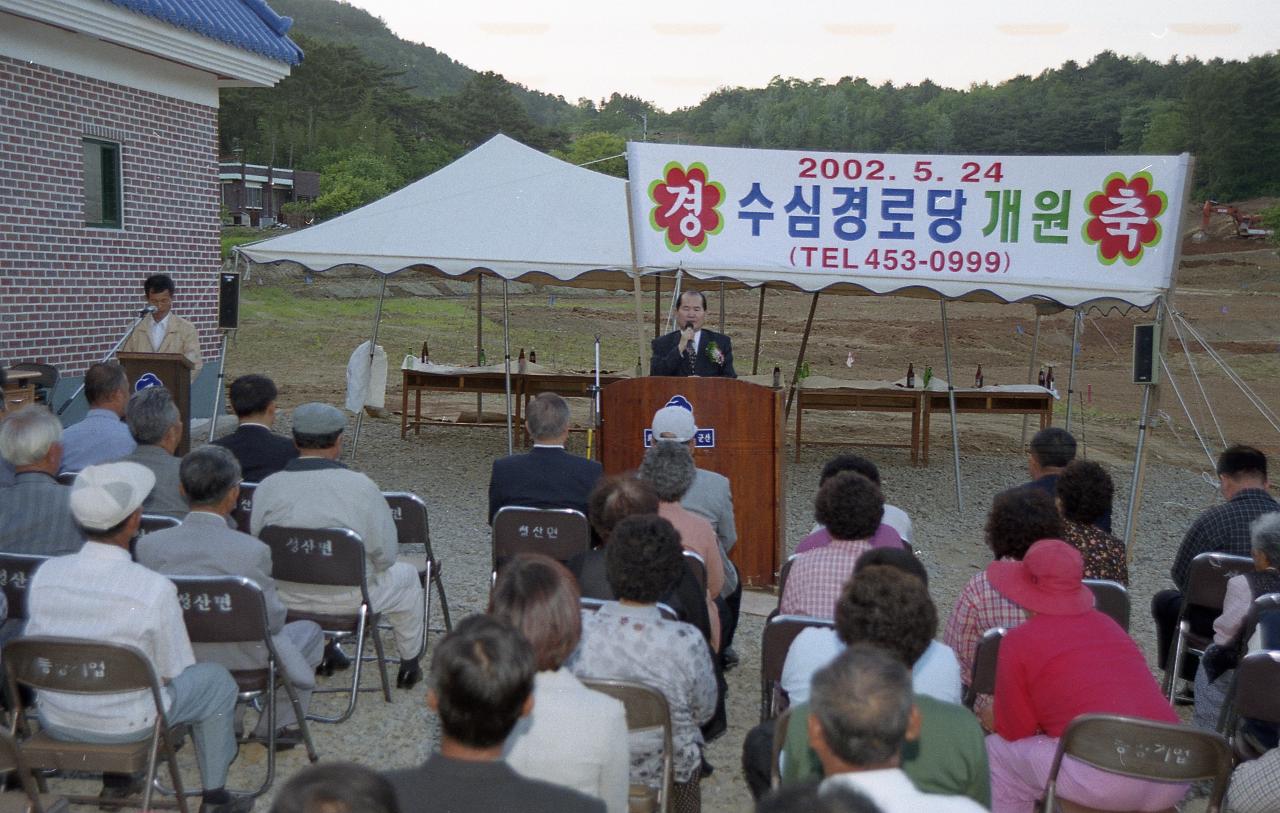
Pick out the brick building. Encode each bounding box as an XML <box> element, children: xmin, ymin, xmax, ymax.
<box><xmin>219</xmin><ymin>161</ymin><xmax>320</xmax><ymax>227</ymax></box>
<box><xmin>0</xmin><ymin>0</ymin><xmax>301</xmax><ymax>376</ymax></box>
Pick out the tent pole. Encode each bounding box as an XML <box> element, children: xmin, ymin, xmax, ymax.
<box><xmin>502</xmin><ymin>279</ymin><xmax>513</xmax><ymax>456</ymax></box>
<box><xmin>940</xmin><ymin>300</ymin><xmax>963</xmax><ymax>512</ymax></box>
<box><xmin>624</xmin><ymin>181</ymin><xmax>647</xmax><ymax>375</ymax></box>
<box><xmin>350</xmin><ymin>274</ymin><xmax>387</xmax><ymax>463</ymax></box>
<box><xmin>1065</xmin><ymin>309</ymin><xmax>1082</xmax><ymax>432</ymax></box>
<box><xmin>718</xmin><ymin>281</ymin><xmax>726</xmax><ymax>331</ymax></box>
<box><xmin>784</xmin><ymin>293</ymin><xmax>819</xmax><ymax>420</ymax></box>
<box><xmin>475</xmin><ymin>275</ymin><xmax>483</xmax><ymax>420</ymax></box>
<box><xmin>1020</xmin><ymin>312</ymin><xmax>1043</xmax><ymax>448</ymax></box>
<box><xmin>752</xmin><ymin>286</ymin><xmax>767</xmax><ymax>375</ymax></box>
<box><xmin>1124</xmin><ymin>375</ymin><xmax>1155</xmax><ymax>555</ymax></box>
<box><xmin>654</xmin><ymin>273</ymin><xmax>661</xmax><ymax>338</ymax></box>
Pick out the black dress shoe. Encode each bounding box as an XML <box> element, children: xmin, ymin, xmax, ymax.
<box><xmin>720</xmin><ymin>646</ymin><xmax>740</xmax><ymax>672</ymax></box>
<box><xmin>99</xmin><ymin>773</ymin><xmax>145</xmax><ymax>809</ymax></box>
<box><xmin>198</xmin><ymin>792</ymin><xmax>255</xmax><ymax>813</ymax></box>
<box><xmin>272</xmin><ymin>727</ymin><xmax>301</xmax><ymax>752</ymax></box>
<box><xmin>396</xmin><ymin>657</ymin><xmax>422</xmax><ymax>689</ymax></box>
<box><xmin>316</xmin><ymin>641</ymin><xmax>351</xmax><ymax>676</ymax></box>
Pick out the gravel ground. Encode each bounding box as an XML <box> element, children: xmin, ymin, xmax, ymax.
<box><xmin>57</xmin><ymin>410</ymin><xmax>1226</xmax><ymax>811</ymax></box>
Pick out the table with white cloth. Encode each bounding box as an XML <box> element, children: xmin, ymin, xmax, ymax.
<box><xmin>756</xmin><ymin>374</ymin><xmax>1054</xmax><ymax>466</ymax></box>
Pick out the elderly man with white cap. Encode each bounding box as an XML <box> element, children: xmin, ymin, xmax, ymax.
<box><xmin>250</xmin><ymin>402</ymin><xmax>426</xmax><ymax>688</ymax></box>
<box><xmin>650</xmin><ymin>403</ymin><xmax>742</xmax><ymax>670</ymax></box>
<box><xmin>24</xmin><ymin>462</ymin><xmax>249</xmax><ymax>812</ymax></box>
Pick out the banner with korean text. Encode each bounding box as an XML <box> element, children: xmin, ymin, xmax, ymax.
<box><xmin>626</xmin><ymin>143</ymin><xmax>1191</xmax><ymax>308</ymax></box>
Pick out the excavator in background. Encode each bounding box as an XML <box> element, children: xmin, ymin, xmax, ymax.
<box><xmin>1196</xmin><ymin>200</ymin><xmax>1274</xmax><ymax>240</ymax></box>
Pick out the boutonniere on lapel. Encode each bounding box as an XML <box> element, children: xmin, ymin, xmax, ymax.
<box><xmin>705</xmin><ymin>340</ymin><xmax>725</xmax><ymax>366</ymax></box>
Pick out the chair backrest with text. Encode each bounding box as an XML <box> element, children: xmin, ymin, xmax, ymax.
<box><xmin>258</xmin><ymin>525</ymin><xmax>367</xmax><ymax>594</ymax></box>
<box><xmin>492</xmin><ymin>506</ymin><xmax>591</xmax><ymax>575</ymax></box>
<box><xmin>0</xmin><ymin>552</ymin><xmax>50</xmax><ymax>622</ymax></box>
<box><xmin>230</xmin><ymin>481</ymin><xmax>258</xmax><ymax>535</ymax></box>
<box><xmin>1044</xmin><ymin>715</ymin><xmax>1232</xmax><ymax>813</ymax></box>
<box><xmin>760</xmin><ymin>614</ymin><xmax>836</xmax><ymax>721</ymax></box>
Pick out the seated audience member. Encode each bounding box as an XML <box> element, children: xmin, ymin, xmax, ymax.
<box><xmin>1152</xmin><ymin>445</ymin><xmax>1276</xmax><ymax>671</ymax></box>
<box><xmin>1055</xmin><ymin>459</ymin><xmax>1127</xmax><ymax>584</ymax></box>
<box><xmin>1023</xmin><ymin>427</ymin><xmax>1109</xmax><ymax>527</ymax></box>
<box><xmin>650</xmin><ymin>404</ymin><xmax>743</xmax><ymax>666</ymax></box>
<box><xmin>639</xmin><ymin>441</ymin><xmax>726</xmax><ymax>651</ymax></box>
<box><xmin>122</xmin><ymin>386</ymin><xmax>188</xmax><ymax>517</ymax></box>
<box><xmin>780</xmin><ymin>472</ymin><xmax>883</xmax><ymax>618</ymax></box>
<box><xmin>251</xmin><ymin>402</ymin><xmax>425</xmax><ymax>688</ymax></box>
<box><xmin>796</xmin><ymin>455</ymin><xmax>911</xmax><ymax>554</ymax></box>
<box><xmin>270</xmin><ymin>762</ymin><xmax>401</xmax><ymax>813</ymax></box>
<box><xmin>772</xmin><ymin>569</ymin><xmax>988</xmax><ymax>807</ymax></box>
<box><xmin>384</xmin><ymin>615</ymin><xmax>603</xmax><ymax>813</ymax></box>
<box><xmin>137</xmin><ymin>445</ymin><xmax>324</xmax><ymax>743</ymax></box>
<box><xmin>488</xmin><ymin>393</ymin><xmax>602</xmax><ymax>523</ymax></box>
<box><xmin>943</xmin><ymin>487</ymin><xmax>1062</xmax><ymax>718</ymax></box>
<box><xmin>571</xmin><ymin>475</ymin><xmax>712</xmax><ymax>646</ymax></box>
<box><xmin>0</xmin><ymin>406</ymin><xmax>82</xmax><ymax>554</ymax></box>
<box><xmin>212</xmin><ymin>374</ymin><xmax>298</xmax><ymax>482</ymax></box>
<box><xmin>0</xmin><ymin>367</ymin><xmax>12</xmax><ymax>486</ymax></box>
<box><xmin>807</xmin><ymin>645</ymin><xmax>986</xmax><ymax>812</ymax></box>
<box><xmin>25</xmin><ymin>462</ymin><xmax>247</xmax><ymax>812</ymax></box>
<box><xmin>58</xmin><ymin>361</ymin><xmax>136</xmax><ymax>472</ymax></box>
<box><xmin>492</xmin><ymin>554</ymin><xmax>628</xmax><ymax>813</ymax></box>
<box><xmin>1192</xmin><ymin>511</ymin><xmax>1280</xmax><ymax>732</ymax></box>
<box><xmin>756</xmin><ymin>782</ymin><xmax>883</xmax><ymax>813</ymax></box>
<box><xmin>1225</xmin><ymin>746</ymin><xmax>1280</xmax><ymax>813</ymax></box>
<box><xmin>985</xmin><ymin>539</ymin><xmax>1185</xmax><ymax>813</ymax></box>
<box><xmin>570</xmin><ymin>514</ymin><xmax>718</xmax><ymax>812</ymax></box>
<box><xmin>782</xmin><ymin>550</ymin><xmax>961</xmax><ymax>706</ymax></box>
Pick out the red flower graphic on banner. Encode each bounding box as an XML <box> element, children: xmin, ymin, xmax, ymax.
<box><xmin>1082</xmin><ymin>171</ymin><xmax>1167</xmax><ymax>266</ymax></box>
<box><xmin>648</xmin><ymin>161</ymin><xmax>725</xmax><ymax>252</ymax></box>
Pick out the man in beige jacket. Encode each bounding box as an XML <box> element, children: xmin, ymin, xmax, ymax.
<box><xmin>121</xmin><ymin>273</ymin><xmax>203</xmax><ymax>374</ymax></box>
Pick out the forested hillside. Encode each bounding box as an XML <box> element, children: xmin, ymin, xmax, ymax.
<box><xmin>218</xmin><ymin>0</ymin><xmax>1279</xmax><ymax>221</ymax></box>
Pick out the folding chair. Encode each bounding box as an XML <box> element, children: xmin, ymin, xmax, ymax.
<box><xmin>1084</xmin><ymin>579</ymin><xmax>1130</xmax><ymax>631</ymax></box>
<box><xmin>768</xmin><ymin>706</ymin><xmax>793</xmax><ymax>790</ymax></box>
<box><xmin>963</xmin><ymin>627</ymin><xmax>1005</xmax><ymax>710</ymax></box>
<box><xmin>384</xmin><ymin>492</ymin><xmax>452</xmax><ymax>657</ymax></box>
<box><xmin>1163</xmin><ymin>553</ymin><xmax>1254</xmax><ymax>701</ymax></box>
<box><xmin>0</xmin><ymin>553</ymin><xmax>49</xmax><ymax>624</ymax></box>
<box><xmin>491</xmin><ymin>507</ymin><xmax>591</xmax><ymax>582</ymax></box>
<box><xmin>229</xmin><ymin>482</ymin><xmax>257</xmax><ymax>535</ymax></box>
<box><xmin>682</xmin><ymin>550</ymin><xmax>707</xmax><ymax>594</ymax></box>
<box><xmin>582</xmin><ymin>679</ymin><xmax>674</xmax><ymax>813</ymax></box>
<box><xmin>0</xmin><ymin>728</ymin><xmax>69</xmax><ymax>813</ymax></box>
<box><xmin>579</xmin><ymin>597</ymin><xmax>678</xmax><ymax>621</ymax></box>
<box><xmin>4</xmin><ymin>637</ymin><xmax>190</xmax><ymax>813</ymax></box>
<box><xmin>53</xmin><ymin>472</ymin><xmax>77</xmax><ymax>487</ymax></box>
<box><xmin>759</xmin><ymin>614</ymin><xmax>835</xmax><ymax>722</ymax></box>
<box><xmin>139</xmin><ymin>514</ymin><xmax>181</xmax><ymax>537</ymax></box>
<box><xmin>1221</xmin><ymin>650</ymin><xmax>1280</xmax><ymax>761</ymax></box>
<box><xmin>258</xmin><ymin>526</ymin><xmax>392</xmax><ymax>724</ymax></box>
<box><xmin>1213</xmin><ymin>594</ymin><xmax>1280</xmax><ymax>741</ymax></box>
<box><xmin>1042</xmin><ymin>714</ymin><xmax>1233</xmax><ymax>813</ymax></box>
<box><xmin>170</xmin><ymin>576</ymin><xmax>319</xmax><ymax>796</ymax></box>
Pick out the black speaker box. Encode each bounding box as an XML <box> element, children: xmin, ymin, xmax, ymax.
<box><xmin>1132</xmin><ymin>323</ymin><xmax>1160</xmax><ymax>384</ymax></box>
<box><xmin>218</xmin><ymin>272</ymin><xmax>240</xmax><ymax>330</ymax></box>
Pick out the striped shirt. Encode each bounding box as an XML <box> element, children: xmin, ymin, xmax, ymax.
<box><xmin>779</xmin><ymin>539</ymin><xmax>873</xmax><ymax>619</ymax></box>
<box><xmin>0</xmin><ymin>471</ymin><xmax>83</xmax><ymax>556</ymax></box>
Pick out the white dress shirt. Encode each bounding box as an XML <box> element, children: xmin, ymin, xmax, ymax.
<box><xmin>25</xmin><ymin>542</ymin><xmax>195</xmax><ymax>734</ymax></box>
<box><xmin>822</xmin><ymin>767</ymin><xmax>987</xmax><ymax>812</ymax></box>
<box><xmin>781</xmin><ymin>630</ymin><xmax>962</xmax><ymax>706</ymax></box>
<box><xmin>148</xmin><ymin>313</ymin><xmax>170</xmax><ymax>352</ymax></box>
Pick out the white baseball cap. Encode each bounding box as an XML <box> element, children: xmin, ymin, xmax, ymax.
<box><xmin>651</xmin><ymin>405</ymin><xmax>698</xmax><ymax>443</ymax></box>
<box><xmin>70</xmin><ymin>462</ymin><xmax>155</xmax><ymax>531</ymax></box>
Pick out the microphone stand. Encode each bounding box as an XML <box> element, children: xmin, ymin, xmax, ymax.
<box><xmin>56</xmin><ymin>309</ymin><xmax>153</xmax><ymax>416</ymax></box>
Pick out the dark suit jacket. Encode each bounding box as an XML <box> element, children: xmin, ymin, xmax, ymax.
<box><xmin>212</xmin><ymin>424</ymin><xmax>299</xmax><ymax>484</ymax></box>
<box><xmin>386</xmin><ymin>754</ymin><xmax>603</xmax><ymax>813</ymax></box>
<box><xmin>488</xmin><ymin>446</ymin><xmax>603</xmax><ymax>524</ymax></box>
<box><xmin>650</xmin><ymin>328</ymin><xmax>736</xmax><ymax>377</ymax></box>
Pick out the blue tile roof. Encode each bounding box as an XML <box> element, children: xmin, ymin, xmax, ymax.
<box><xmin>104</xmin><ymin>0</ymin><xmax>304</xmax><ymax>65</ymax></box>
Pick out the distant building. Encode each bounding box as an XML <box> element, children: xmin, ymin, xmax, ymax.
<box><xmin>219</xmin><ymin>161</ymin><xmax>320</xmax><ymax>227</ymax></box>
<box><xmin>0</xmin><ymin>0</ymin><xmax>302</xmax><ymax>374</ymax></box>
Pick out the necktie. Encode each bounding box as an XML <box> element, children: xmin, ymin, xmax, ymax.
<box><xmin>684</xmin><ymin>341</ymin><xmax>696</xmax><ymax>374</ymax></box>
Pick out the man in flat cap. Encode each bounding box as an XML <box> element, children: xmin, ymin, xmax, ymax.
<box><xmin>25</xmin><ymin>462</ymin><xmax>249</xmax><ymax>812</ymax></box>
<box><xmin>250</xmin><ymin>403</ymin><xmax>426</xmax><ymax>688</ymax></box>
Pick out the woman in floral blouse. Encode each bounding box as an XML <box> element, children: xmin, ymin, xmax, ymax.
<box><xmin>1055</xmin><ymin>459</ymin><xmax>1128</xmax><ymax>585</ymax></box>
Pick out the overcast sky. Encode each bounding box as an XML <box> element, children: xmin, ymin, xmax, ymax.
<box><xmin>339</xmin><ymin>0</ymin><xmax>1278</xmax><ymax>110</ymax></box>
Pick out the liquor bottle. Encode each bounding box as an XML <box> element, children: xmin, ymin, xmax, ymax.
<box><xmin>906</xmin><ymin>363</ymin><xmax>915</xmax><ymax>388</ymax></box>
<box><xmin>420</xmin><ymin>341</ymin><xmax>429</xmax><ymax>364</ymax></box>
<box><xmin>478</xmin><ymin>347</ymin><xmax>486</xmax><ymax>366</ymax></box>
<box><xmin>517</xmin><ymin>347</ymin><xmax>527</xmax><ymax>374</ymax></box>
<box><xmin>975</xmin><ymin>365</ymin><xmax>984</xmax><ymax>388</ymax></box>
<box><xmin>1038</xmin><ymin>368</ymin><xmax>1046</xmax><ymax>387</ymax></box>
<box><xmin>772</xmin><ymin>366</ymin><xmax>782</xmax><ymax>388</ymax></box>
<box><xmin>923</xmin><ymin>365</ymin><xmax>933</xmax><ymax>388</ymax></box>
<box><xmin>529</xmin><ymin>349</ymin><xmax>537</xmax><ymax>365</ymax></box>
<box><xmin>1046</xmin><ymin>365</ymin><xmax>1055</xmax><ymax>391</ymax></box>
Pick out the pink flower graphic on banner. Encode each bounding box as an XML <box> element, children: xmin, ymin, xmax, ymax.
<box><xmin>648</xmin><ymin>161</ymin><xmax>725</xmax><ymax>252</ymax></box>
<box><xmin>1082</xmin><ymin>171</ymin><xmax>1167</xmax><ymax>266</ymax></box>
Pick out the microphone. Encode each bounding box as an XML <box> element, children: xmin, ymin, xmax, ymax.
<box><xmin>684</xmin><ymin>321</ymin><xmax>695</xmax><ymax>332</ymax></box>
<box><xmin>138</xmin><ymin>304</ymin><xmax>157</xmax><ymax>316</ymax></box>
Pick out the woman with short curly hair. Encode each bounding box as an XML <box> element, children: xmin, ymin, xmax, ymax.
<box><xmin>1055</xmin><ymin>460</ymin><xmax>1127</xmax><ymax>584</ymax></box>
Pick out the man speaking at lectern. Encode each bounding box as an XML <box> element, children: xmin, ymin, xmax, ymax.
<box><xmin>121</xmin><ymin>273</ymin><xmax>203</xmax><ymax>375</ymax></box>
<box><xmin>650</xmin><ymin>290</ymin><xmax>736</xmax><ymax>378</ymax></box>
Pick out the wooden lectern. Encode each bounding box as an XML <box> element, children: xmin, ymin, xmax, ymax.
<box><xmin>600</xmin><ymin>378</ymin><xmax>785</xmax><ymax>588</ymax></box>
<box><xmin>117</xmin><ymin>352</ymin><xmax>193</xmax><ymax>456</ymax></box>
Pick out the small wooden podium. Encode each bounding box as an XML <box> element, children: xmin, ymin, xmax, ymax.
<box><xmin>600</xmin><ymin>378</ymin><xmax>785</xmax><ymax>588</ymax></box>
<box><xmin>117</xmin><ymin>352</ymin><xmax>194</xmax><ymax>455</ymax></box>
